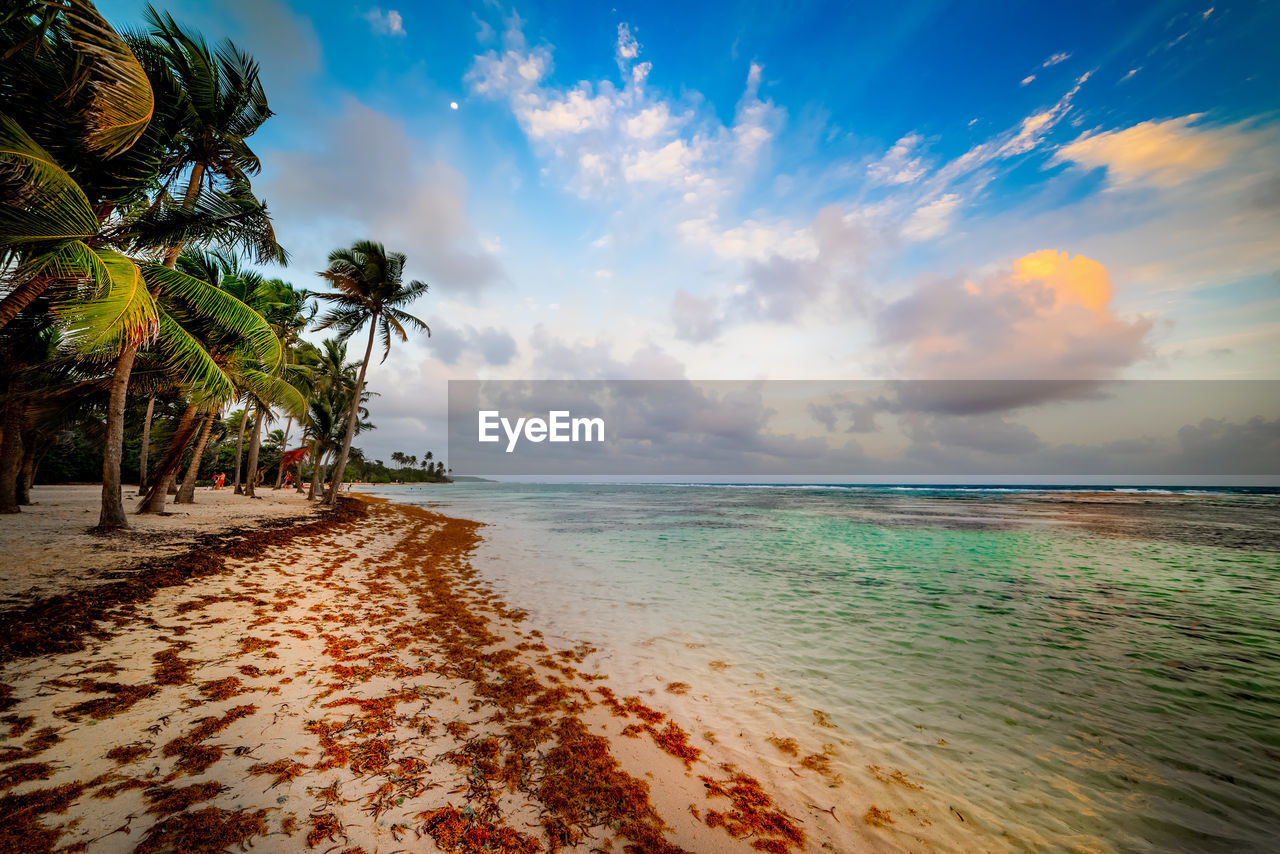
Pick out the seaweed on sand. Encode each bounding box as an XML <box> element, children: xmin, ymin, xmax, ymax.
<box><xmin>0</xmin><ymin>499</ymin><xmax>365</xmax><ymax>662</ymax></box>
<box><xmin>306</xmin><ymin>812</ymin><xmax>345</xmax><ymax>847</ymax></box>
<box><xmin>0</xmin><ymin>762</ymin><xmax>54</xmax><ymax>790</ymax></box>
<box><xmin>417</xmin><ymin>806</ymin><xmax>541</xmax><ymax>854</ymax></box>
<box><xmin>58</xmin><ymin>681</ymin><xmax>156</xmax><ymax>721</ymax></box>
<box><xmin>0</xmin><ymin>781</ymin><xmax>86</xmax><ymax>854</ymax></box>
<box><xmin>0</xmin><ymin>726</ymin><xmax>62</xmax><ymax>762</ymax></box>
<box><xmin>105</xmin><ymin>743</ymin><xmax>150</xmax><ymax>765</ymax></box>
<box><xmin>247</xmin><ymin>758</ymin><xmax>305</xmax><ymax>788</ymax></box>
<box><xmin>152</xmin><ymin>648</ymin><xmax>195</xmax><ymax>686</ymax></box>
<box><xmin>162</xmin><ymin>704</ymin><xmax>257</xmax><ymax>775</ymax></box>
<box><xmin>134</xmin><ymin>807</ymin><xmax>269</xmax><ymax>853</ymax></box>
<box><xmin>699</xmin><ymin>768</ymin><xmax>805</xmax><ymax>853</ymax></box>
<box><xmin>143</xmin><ymin>781</ymin><xmax>226</xmax><ymax>814</ymax></box>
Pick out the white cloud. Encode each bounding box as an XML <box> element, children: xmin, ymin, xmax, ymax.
<box><xmin>365</xmin><ymin>7</ymin><xmax>405</xmax><ymax>36</ymax></box>
<box><xmin>902</xmin><ymin>194</ymin><xmax>961</xmax><ymax>241</ymax></box>
<box><xmin>624</xmin><ymin>104</ymin><xmax>673</xmax><ymax>139</ymax></box>
<box><xmin>867</xmin><ymin>133</ymin><xmax>927</xmax><ymax>185</ymax></box>
<box><xmin>466</xmin><ymin>17</ymin><xmax>782</xmax><ymax>204</ymax></box>
<box><xmin>678</xmin><ymin>216</ymin><xmax>817</xmax><ymax>264</ymax></box>
<box><xmin>1041</xmin><ymin>52</ymin><xmax>1071</xmax><ymax>68</ymax></box>
<box><xmin>616</xmin><ymin>23</ymin><xmax>639</xmax><ymax>66</ymax></box>
<box><xmin>624</xmin><ymin>139</ymin><xmax>701</xmax><ymax>184</ymax></box>
<box><xmin>1001</xmin><ymin>71</ymin><xmax>1090</xmax><ymax>156</ymax></box>
<box><xmin>524</xmin><ymin>86</ymin><xmax>614</xmax><ymax>137</ymax></box>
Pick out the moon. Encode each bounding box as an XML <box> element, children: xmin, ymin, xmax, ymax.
<box><xmin>450</xmin><ymin>101</ymin><xmax>458</xmax><ymax>110</ymax></box>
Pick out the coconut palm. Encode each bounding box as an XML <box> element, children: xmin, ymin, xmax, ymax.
<box><xmin>134</xmin><ymin>251</ymin><xmax>303</xmax><ymax>511</ymax></box>
<box><xmin>314</xmin><ymin>241</ymin><xmax>429</xmax><ymax>503</ymax></box>
<box><xmin>304</xmin><ymin>378</ymin><xmax>374</xmax><ymax>501</ymax></box>
<box><xmin>240</xmin><ymin>278</ymin><xmax>311</xmax><ymax>497</ymax></box>
<box><xmin>0</xmin><ymin>3</ymin><xmax>285</xmax><ymax>527</ymax></box>
<box><xmin>99</xmin><ymin>9</ymin><xmax>283</xmax><ymax>526</ymax></box>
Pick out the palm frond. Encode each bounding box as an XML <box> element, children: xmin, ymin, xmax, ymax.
<box><xmin>386</xmin><ymin>306</ymin><xmax>429</xmax><ymax>335</ymax></box>
<box><xmin>118</xmin><ymin>177</ymin><xmax>287</xmax><ymax>263</ymax></box>
<box><xmin>143</xmin><ymin>261</ymin><xmax>282</xmax><ymax>370</ymax></box>
<box><xmin>0</xmin><ymin>112</ymin><xmax>97</xmax><ymax>248</ymax></box>
<box><xmin>63</xmin><ymin>0</ymin><xmax>154</xmax><ymax>156</ymax></box>
<box><xmin>239</xmin><ymin>366</ymin><xmax>307</xmax><ymax>418</ymax></box>
<box><xmin>55</xmin><ymin>248</ymin><xmax>158</xmax><ymax>358</ymax></box>
<box><xmin>153</xmin><ymin>307</ymin><xmax>234</xmax><ymax>400</ymax></box>
<box><xmin>313</xmin><ymin>303</ymin><xmax>368</xmax><ymax>340</ymax></box>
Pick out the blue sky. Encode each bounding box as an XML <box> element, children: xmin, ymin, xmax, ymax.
<box><xmin>96</xmin><ymin>0</ymin><xmax>1280</xmax><ymax>462</ymax></box>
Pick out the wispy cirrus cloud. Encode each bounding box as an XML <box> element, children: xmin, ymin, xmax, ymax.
<box><xmin>1054</xmin><ymin>114</ymin><xmax>1248</xmax><ymax>188</ymax></box>
<box><xmin>365</xmin><ymin>7</ymin><xmax>405</xmax><ymax>36</ymax></box>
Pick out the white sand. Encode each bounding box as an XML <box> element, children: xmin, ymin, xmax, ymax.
<box><xmin>0</xmin><ymin>485</ymin><xmax>319</xmax><ymax>608</ymax></box>
<box><xmin>0</xmin><ymin>493</ymin><xmax>849</xmax><ymax>853</ymax></box>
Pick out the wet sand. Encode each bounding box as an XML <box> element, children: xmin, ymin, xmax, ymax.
<box><xmin>0</xmin><ymin>488</ymin><xmax>825</xmax><ymax>853</ymax></box>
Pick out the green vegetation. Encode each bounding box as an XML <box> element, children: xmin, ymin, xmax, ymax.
<box><xmin>0</xmin><ymin>1</ymin><xmax>437</xmax><ymax>522</ymax></box>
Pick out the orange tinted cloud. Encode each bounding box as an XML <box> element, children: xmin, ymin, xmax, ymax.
<box><xmin>879</xmin><ymin>250</ymin><xmax>1151</xmax><ymax>379</ymax></box>
<box><xmin>1054</xmin><ymin>114</ymin><xmax>1242</xmax><ymax>187</ymax></box>
<box><xmin>1012</xmin><ymin>249</ymin><xmax>1111</xmax><ymax>310</ymax></box>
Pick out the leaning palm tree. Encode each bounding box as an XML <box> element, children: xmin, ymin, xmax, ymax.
<box><xmin>0</xmin><ymin>3</ymin><xmax>285</xmax><ymax>527</ymax></box>
<box><xmin>314</xmin><ymin>241</ymin><xmax>429</xmax><ymax>503</ymax></box>
<box><xmin>136</xmin><ymin>252</ymin><xmax>303</xmax><ymax>510</ymax></box>
<box><xmin>96</xmin><ymin>9</ymin><xmax>282</xmax><ymax>526</ymax></box>
<box><xmin>132</xmin><ymin>270</ymin><xmax>294</xmax><ymax>514</ymax></box>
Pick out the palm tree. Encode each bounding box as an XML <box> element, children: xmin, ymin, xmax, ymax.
<box><xmin>0</xmin><ymin>0</ymin><xmax>159</xmax><ymax>328</ymax></box>
<box><xmin>314</xmin><ymin>241</ymin><xmax>429</xmax><ymax>504</ymax></box>
<box><xmin>133</xmin><ymin>270</ymin><xmax>296</xmax><ymax>514</ymax></box>
<box><xmin>302</xmin><ymin>339</ymin><xmax>356</xmax><ymax>499</ymax></box>
<box><xmin>225</xmin><ymin>406</ymin><xmax>249</xmax><ymax>491</ymax></box>
<box><xmin>303</xmin><ymin>385</ymin><xmax>373</xmax><ymax>501</ymax></box>
<box><xmin>98</xmin><ymin>9</ymin><xmax>282</xmax><ymax>526</ymax></box>
<box><xmin>240</xmin><ymin>278</ymin><xmax>309</xmax><ymax>498</ymax></box>
<box><xmin>139</xmin><ymin>252</ymin><xmax>303</xmax><ymax>510</ymax></box>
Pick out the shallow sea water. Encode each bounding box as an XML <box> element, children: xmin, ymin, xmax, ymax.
<box><xmin>373</xmin><ymin>483</ymin><xmax>1280</xmax><ymax>853</ymax></box>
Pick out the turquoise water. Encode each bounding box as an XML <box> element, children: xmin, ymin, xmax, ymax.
<box><xmin>375</xmin><ymin>483</ymin><xmax>1280</xmax><ymax>852</ymax></box>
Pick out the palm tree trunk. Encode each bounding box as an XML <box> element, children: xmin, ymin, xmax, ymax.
<box><xmin>307</xmin><ymin>443</ymin><xmax>322</xmax><ymax>501</ymax></box>
<box><xmin>233</xmin><ymin>406</ymin><xmax>248</xmax><ymax>494</ymax></box>
<box><xmin>98</xmin><ymin>346</ymin><xmax>137</xmax><ymax>528</ymax></box>
<box><xmin>244</xmin><ymin>403</ymin><xmax>265</xmax><ymax>497</ymax></box>
<box><xmin>0</xmin><ymin>383</ymin><xmax>24</xmax><ymax>514</ymax></box>
<box><xmin>0</xmin><ymin>278</ymin><xmax>52</xmax><ymax>331</ymax></box>
<box><xmin>175</xmin><ymin>412</ymin><xmax>216</xmax><ymax>503</ymax></box>
<box><xmin>137</xmin><ymin>403</ymin><xmax>199</xmax><ymax>514</ymax></box>
<box><xmin>274</xmin><ymin>415</ymin><xmax>292</xmax><ymax>488</ymax></box>
<box><xmin>99</xmin><ymin>162</ymin><xmax>205</xmax><ymax>529</ymax></box>
<box><xmin>17</xmin><ymin>438</ymin><xmax>37</xmax><ymax>505</ymax></box>
<box><xmin>327</xmin><ymin>316</ymin><xmax>377</xmax><ymax>505</ymax></box>
<box><xmin>138</xmin><ymin>394</ymin><xmax>155</xmax><ymax>492</ymax></box>
<box><xmin>162</xmin><ymin>163</ymin><xmax>206</xmax><ymax>266</ymax></box>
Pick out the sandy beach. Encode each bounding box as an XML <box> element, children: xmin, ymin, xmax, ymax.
<box><xmin>0</xmin><ymin>486</ymin><xmax>866</xmax><ymax>853</ymax></box>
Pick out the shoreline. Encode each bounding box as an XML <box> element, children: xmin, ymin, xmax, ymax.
<box><xmin>0</xmin><ymin>486</ymin><xmax>869</xmax><ymax>853</ymax></box>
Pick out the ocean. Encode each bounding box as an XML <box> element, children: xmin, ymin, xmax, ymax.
<box><xmin>371</xmin><ymin>482</ymin><xmax>1280</xmax><ymax>853</ymax></box>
